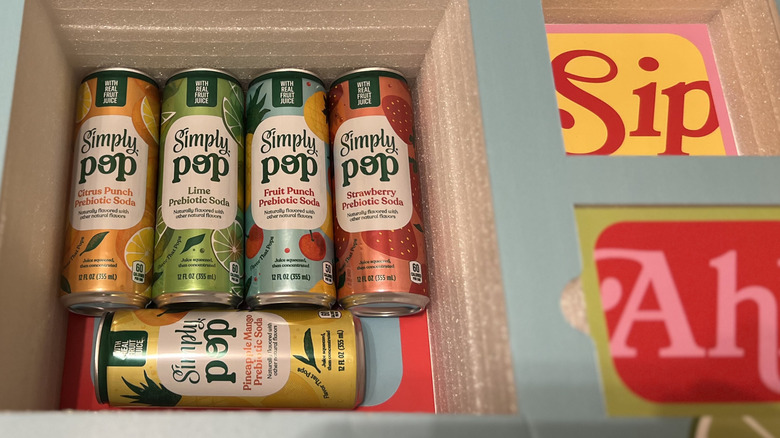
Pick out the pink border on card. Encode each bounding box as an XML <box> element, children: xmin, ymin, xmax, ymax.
<box><xmin>546</xmin><ymin>23</ymin><xmax>737</xmax><ymax>156</ymax></box>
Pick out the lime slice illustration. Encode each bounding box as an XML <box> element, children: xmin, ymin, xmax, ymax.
<box><xmin>222</xmin><ymin>81</ymin><xmax>244</xmax><ymax>145</ymax></box>
<box><xmin>140</xmin><ymin>96</ymin><xmax>159</xmax><ymax>143</ymax></box>
<box><xmin>160</xmin><ymin>111</ymin><xmax>176</xmax><ymax>130</ymax></box>
<box><xmin>211</xmin><ymin>220</ymin><xmax>243</xmax><ymax>272</ymax></box>
<box><xmin>694</xmin><ymin>415</ymin><xmax>780</xmax><ymax>438</ymax></box>
<box><xmin>154</xmin><ymin>205</ymin><xmax>173</xmax><ymax>260</ymax></box>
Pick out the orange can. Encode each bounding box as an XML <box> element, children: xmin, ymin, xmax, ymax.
<box><xmin>328</xmin><ymin>68</ymin><xmax>429</xmax><ymax>316</ymax></box>
<box><xmin>60</xmin><ymin>68</ymin><xmax>160</xmax><ymax>315</ymax></box>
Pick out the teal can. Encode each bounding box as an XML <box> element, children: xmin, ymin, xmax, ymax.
<box><xmin>244</xmin><ymin>68</ymin><xmax>335</xmax><ymax>308</ymax></box>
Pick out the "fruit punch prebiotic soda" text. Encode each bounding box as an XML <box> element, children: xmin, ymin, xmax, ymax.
<box><xmin>245</xmin><ymin>69</ymin><xmax>335</xmax><ymax>308</ymax></box>
<box><xmin>93</xmin><ymin>309</ymin><xmax>365</xmax><ymax>409</ymax></box>
<box><xmin>153</xmin><ymin>69</ymin><xmax>245</xmax><ymax>309</ymax></box>
<box><xmin>328</xmin><ymin>68</ymin><xmax>429</xmax><ymax>316</ymax></box>
<box><xmin>60</xmin><ymin>68</ymin><xmax>160</xmax><ymax>315</ymax></box>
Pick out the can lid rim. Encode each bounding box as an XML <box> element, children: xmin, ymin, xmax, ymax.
<box><xmin>249</xmin><ymin>68</ymin><xmax>324</xmax><ymax>88</ymax></box>
<box><xmin>331</xmin><ymin>67</ymin><xmax>408</xmax><ymax>87</ymax></box>
<box><xmin>167</xmin><ymin>68</ymin><xmax>240</xmax><ymax>85</ymax></box>
<box><xmin>82</xmin><ymin>68</ymin><xmax>157</xmax><ymax>86</ymax></box>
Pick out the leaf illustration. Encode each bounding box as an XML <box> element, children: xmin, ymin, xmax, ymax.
<box><xmin>258</xmin><ymin>108</ymin><xmax>271</xmax><ymax>123</ymax></box>
<box><xmin>151</xmin><ymin>270</ymin><xmax>164</xmax><ymax>285</ymax></box>
<box><xmin>293</xmin><ymin>328</ymin><xmax>321</xmax><ymax>373</ymax></box>
<box><xmin>61</xmin><ymin>276</ymin><xmax>71</xmax><ymax>294</ymax></box>
<box><xmin>79</xmin><ymin>231</ymin><xmax>109</xmax><ymax>256</ymax></box>
<box><xmin>337</xmin><ymin>272</ymin><xmax>346</xmax><ymax>289</ymax></box>
<box><xmin>122</xmin><ymin>371</ymin><xmax>181</xmax><ymax>406</ymax></box>
<box><xmin>409</xmin><ymin>156</ymin><xmax>419</xmax><ymax>174</ymax></box>
<box><xmin>180</xmin><ymin>234</ymin><xmax>205</xmax><ymax>254</ymax></box>
<box><xmin>414</xmin><ymin>223</ymin><xmax>424</xmax><ymax>233</ymax></box>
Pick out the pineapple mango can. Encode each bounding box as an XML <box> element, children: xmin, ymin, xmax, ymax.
<box><xmin>60</xmin><ymin>68</ymin><xmax>160</xmax><ymax>315</ymax></box>
<box><xmin>245</xmin><ymin>69</ymin><xmax>335</xmax><ymax>309</ymax></box>
<box><xmin>153</xmin><ymin>69</ymin><xmax>245</xmax><ymax>309</ymax></box>
<box><xmin>328</xmin><ymin>68</ymin><xmax>429</xmax><ymax>316</ymax></box>
<box><xmin>93</xmin><ymin>309</ymin><xmax>365</xmax><ymax>409</ymax></box>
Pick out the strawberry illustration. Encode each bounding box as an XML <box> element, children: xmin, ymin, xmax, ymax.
<box><xmin>328</xmin><ymin>82</ymin><xmax>343</xmax><ymax>113</ymax></box>
<box><xmin>409</xmin><ymin>156</ymin><xmax>422</xmax><ymax>215</ymax></box>
<box><xmin>334</xmin><ymin>219</ymin><xmax>349</xmax><ymax>260</ymax></box>
<box><xmin>382</xmin><ymin>95</ymin><xmax>414</xmax><ymax>144</ymax></box>
<box><xmin>328</xmin><ymin>83</ymin><xmax>345</xmax><ymax>143</ymax></box>
<box><xmin>361</xmin><ymin>224</ymin><xmax>418</xmax><ymax>261</ymax></box>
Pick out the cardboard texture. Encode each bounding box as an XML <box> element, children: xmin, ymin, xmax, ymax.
<box><xmin>0</xmin><ymin>0</ymin><xmax>516</xmax><ymax>414</ymax></box>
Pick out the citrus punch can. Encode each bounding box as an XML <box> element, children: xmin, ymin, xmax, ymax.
<box><xmin>244</xmin><ymin>69</ymin><xmax>335</xmax><ymax>309</ymax></box>
<box><xmin>93</xmin><ymin>309</ymin><xmax>365</xmax><ymax>409</ymax></box>
<box><xmin>153</xmin><ymin>69</ymin><xmax>245</xmax><ymax>309</ymax></box>
<box><xmin>329</xmin><ymin>68</ymin><xmax>429</xmax><ymax>316</ymax></box>
<box><xmin>61</xmin><ymin>68</ymin><xmax>160</xmax><ymax>315</ymax></box>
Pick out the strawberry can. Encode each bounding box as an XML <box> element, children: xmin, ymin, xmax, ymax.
<box><xmin>92</xmin><ymin>309</ymin><xmax>365</xmax><ymax>409</ymax></box>
<box><xmin>328</xmin><ymin>68</ymin><xmax>429</xmax><ymax>316</ymax></box>
<box><xmin>60</xmin><ymin>68</ymin><xmax>160</xmax><ymax>315</ymax></box>
<box><xmin>153</xmin><ymin>69</ymin><xmax>245</xmax><ymax>309</ymax></box>
<box><xmin>244</xmin><ymin>69</ymin><xmax>335</xmax><ymax>309</ymax></box>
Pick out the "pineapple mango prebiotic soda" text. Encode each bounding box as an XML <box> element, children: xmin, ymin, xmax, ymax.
<box><xmin>93</xmin><ymin>309</ymin><xmax>364</xmax><ymax>409</ymax></box>
<box><xmin>61</xmin><ymin>68</ymin><xmax>160</xmax><ymax>315</ymax></box>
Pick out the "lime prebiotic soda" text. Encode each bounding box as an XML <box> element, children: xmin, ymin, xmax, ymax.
<box><xmin>61</xmin><ymin>68</ymin><xmax>160</xmax><ymax>315</ymax></box>
<box><xmin>153</xmin><ymin>69</ymin><xmax>245</xmax><ymax>309</ymax></box>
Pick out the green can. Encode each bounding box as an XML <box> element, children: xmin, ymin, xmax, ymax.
<box><xmin>153</xmin><ymin>69</ymin><xmax>245</xmax><ymax>309</ymax></box>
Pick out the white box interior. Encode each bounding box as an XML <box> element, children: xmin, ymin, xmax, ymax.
<box><xmin>0</xmin><ymin>0</ymin><xmax>516</xmax><ymax>413</ymax></box>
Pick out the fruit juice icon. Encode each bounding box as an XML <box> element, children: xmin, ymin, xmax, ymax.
<box><xmin>329</xmin><ymin>68</ymin><xmax>429</xmax><ymax>317</ymax></box>
<box><xmin>152</xmin><ymin>69</ymin><xmax>245</xmax><ymax>309</ymax></box>
<box><xmin>244</xmin><ymin>69</ymin><xmax>336</xmax><ymax>309</ymax></box>
<box><xmin>61</xmin><ymin>68</ymin><xmax>159</xmax><ymax>315</ymax></box>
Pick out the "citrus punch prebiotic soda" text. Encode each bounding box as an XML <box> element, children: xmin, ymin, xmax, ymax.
<box><xmin>328</xmin><ymin>68</ymin><xmax>429</xmax><ymax>316</ymax></box>
<box><xmin>245</xmin><ymin>69</ymin><xmax>335</xmax><ymax>308</ymax></box>
<box><xmin>153</xmin><ymin>69</ymin><xmax>245</xmax><ymax>309</ymax></box>
<box><xmin>61</xmin><ymin>68</ymin><xmax>160</xmax><ymax>315</ymax></box>
<box><xmin>93</xmin><ymin>309</ymin><xmax>365</xmax><ymax>409</ymax></box>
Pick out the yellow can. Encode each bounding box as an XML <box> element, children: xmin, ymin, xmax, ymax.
<box><xmin>60</xmin><ymin>68</ymin><xmax>160</xmax><ymax>315</ymax></box>
<box><xmin>93</xmin><ymin>309</ymin><xmax>365</xmax><ymax>409</ymax></box>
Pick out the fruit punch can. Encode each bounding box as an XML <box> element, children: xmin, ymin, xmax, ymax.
<box><xmin>61</xmin><ymin>68</ymin><xmax>160</xmax><ymax>315</ymax></box>
<box><xmin>93</xmin><ymin>309</ymin><xmax>365</xmax><ymax>409</ymax></box>
<box><xmin>329</xmin><ymin>68</ymin><xmax>429</xmax><ymax>317</ymax></box>
<box><xmin>245</xmin><ymin>69</ymin><xmax>335</xmax><ymax>309</ymax></box>
<box><xmin>153</xmin><ymin>69</ymin><xmax>245</xmax><ymax>309</ymax></box>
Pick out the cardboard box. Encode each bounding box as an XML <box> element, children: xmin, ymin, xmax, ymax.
<box><xmin>0</xmin><ymin>0</ymin><xmax>518</xmax><ymax>430</ymax></box>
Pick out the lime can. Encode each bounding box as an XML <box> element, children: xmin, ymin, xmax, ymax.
<box><xmin>93</xmin><ymin>309</ymin><xmax>365</xmax><ymax>409</ymax></box>
<box><xmin>153</xmin><ymin>69</ymin><xmax>245</xmax><ymax>309</ymax></box>
<box><xmin>329</xmin><ymin>68</ymin><xmax>430</xmax><ymax>316</ymax></box>
<box><xmin>61</xmin><ymin>68</ymin><xmax>160</xmax><ymax>315</ymax></box>
<box><xmin>244</xmin><ymin>69</ymin><xmax>336</xmax><ymax>309</ymax></box>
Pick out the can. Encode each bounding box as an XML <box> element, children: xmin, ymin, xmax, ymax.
<box><xmin>60</xmin><ymin>68</ymin><xmax>160</xmax><ymax>315</ymax></box>
<box><xmin>153</xmin><ymin>69</ymin><xmax>245</xmax><ymax>309</ymax></box>
<box><xmin>329</xmin><ymin>68</ymin><xmax>429</xmax><ymax>316</ymax></box>
<box><xmin>244</xmin><ymin>69</ymin><xmax>336</xmax><ymax>309</ymax></box>
<box><xmin>93</xmin><ymin>309</ymin><xmax>365</xmax><ymax>409</ymax></box>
